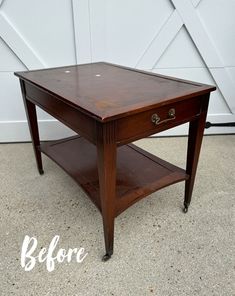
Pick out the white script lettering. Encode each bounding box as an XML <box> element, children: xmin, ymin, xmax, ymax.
<box><xmin>21</xmin><ymin>235</ymin><xmax>88</xmax><ymax>272</ymax></box>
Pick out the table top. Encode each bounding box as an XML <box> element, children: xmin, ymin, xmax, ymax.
<box><xmin>15</xmin><ymin>62</ymin><xmax>215</xmax><ymax>121</ymax></box>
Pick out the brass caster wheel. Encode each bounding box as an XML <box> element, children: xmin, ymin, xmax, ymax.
<box><xmin>39</xmin><ymin>169</ymin><xmax>44</xmax><ymax>175</ymax></box>
<box><xmin>183</xmin><ymin>207</ymin><xmax>188</xmax><ymax>213</ymax></box>
<box><xmin>183</xmin><ymin>202</ymin><xmax>189</xmax><ymax>213</ymax></box>
<box><xmin>102</xmin><ymin>253</ymin><xmax>112</xmax><ymax>262</ymax></box>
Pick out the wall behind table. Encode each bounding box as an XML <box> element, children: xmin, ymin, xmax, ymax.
<box><xmin>0</xmin><ymin>0</ymin><xmax>234</xmax><ymax>142</ymax></box>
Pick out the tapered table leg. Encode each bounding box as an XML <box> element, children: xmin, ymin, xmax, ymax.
<box><xmin>20</xmin><ymin>80</ymin><xmax>44</xmax><ymax>175</ymax></box>
<box><xmin>97</xmin><ymin>122</ymin><xmax>117</xmax><ymax>261</ymax></box>
<box><xmin>184</xmin><ymin>94</ymin><xmax>210</xmax><ymax>213</ymax></box>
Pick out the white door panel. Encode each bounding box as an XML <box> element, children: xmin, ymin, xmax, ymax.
<box><xmin>197</xmin><ymin>0</ymin><xmax>235</xmax><ymax>66</ymax></box>
<box><xmin>0</xmin><ymin>37</ymin><xmax>25</xmax><ymax>71</ymax></box>
<box><xmin>156</xmin><ymin>27</ymin><xmax>205</xmax><ymax>69</ymax></box>
<box><xmin>106</xmin><ymin>0</ymin><xmax>174</xmax><ymax>67</ymax></box>
<box><xmin>2</xmin><ymin>0</ymin><xmax>76</xmax><ymax>67</ymax></box>
<box><xmin>227</xmin><ymin>67</ymin><xmax>235</xmax><ymax>85</ymax></box>
<box><xmin>153</xmin><ymin>68</ymin><xmax>231</xmax><ymax>114</ymax></box>
<box><xmin>0</xmin><ymin>73</ymin><xmax>25</xmax><ymax>121</ymax></box>
<box><xmin>0</xmin><ymin>0</ymin><xmax>234</xmax><ymax>142</ymax></box>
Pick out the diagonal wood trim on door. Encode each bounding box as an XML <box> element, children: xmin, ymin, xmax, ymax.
<box><xmin>191</xmin><ymin>0</ymin><xmax>201</xmax><ymax>7</ymax></box>
<box><xmin>136</xmin><ymin>10</ymin><xmax>183</xmax><ymax>70</ymax></box>
<box><xmin>136</xmin><ymin>0</ymin><xmax>235</xmax><ymax>114</ymax></box>
<box><xmin>172</xmin><ymin>0</ymin><xmax>235</xmax><ymax>113</ymax></box>
<box><xmin>0</xmin><ymin>11</ymin><xmax>45</xmax><ymax>69</ymax></box>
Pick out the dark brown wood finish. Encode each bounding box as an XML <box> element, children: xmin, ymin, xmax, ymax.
<box><xmin>116</xmin><ymin>96</ymin><xmax>202</xmax><ymax>144</ymax></box>
<box><xmin>20</xmin><ymin>80</ymin><xmax>44</xmax><ymax>175</ymax></box>
<box><xmin>96</xmin><ymin>122</ymin><xmax>117</xmax><ymax>260</ymax></box>
<box><xmin>24</xmin><ymin>83</ymin><xmax>96</xmax><ymax>144</ymax></box>
<box><xmin>184</xmin><ymin>94</ymin><xmax>210</xmax><ymax>212</ymax></box>
<box><xmin>15</xmin><ymin>62</ymin><xmax>216</xmax><ymax>260</ymax></box>
<box><xmin>39</xmin><ymin>136</ymin><xmax>189</xmax><ymax>216</ymax></box>
<box><xmin>15</xmin><ymin>62</ymin><xmax>215</xmax><ymax>121</ymax></box>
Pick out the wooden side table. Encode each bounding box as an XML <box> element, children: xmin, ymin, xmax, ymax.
<box><xmin>15</xmin><ymin>62</ymin><xmax>215</xmax><ymax>261</ymax></box>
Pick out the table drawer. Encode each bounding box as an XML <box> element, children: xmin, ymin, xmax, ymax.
<box><xmin>117</xmin><ymin>97</ymin><xmax>202</xmax><ymax>144</ymax></box>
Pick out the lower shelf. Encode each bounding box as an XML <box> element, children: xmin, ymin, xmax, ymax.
<box><xmin>40</xmin><ymin>136</ymin><xmax>189</xmax><ymax>216</ymax></box>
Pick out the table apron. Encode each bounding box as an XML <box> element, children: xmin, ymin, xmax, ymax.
<box><xmin>24</xmin><ymin>82</ymin><xmax>96</xmax><ymax>144</ymax></box>
<box><xmin>24</xmin><ymin>82</ymin><xmax>205</xmax><ymax>147</ymax></box>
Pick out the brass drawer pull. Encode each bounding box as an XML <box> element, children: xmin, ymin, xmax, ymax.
<box><xmin>151</xmin><ymin>108</ymin><xmax>176</xmax><ymax>125</ymax></box>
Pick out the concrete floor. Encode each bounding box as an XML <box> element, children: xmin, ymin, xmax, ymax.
<box><xmin>0</xmin><ymin>135</ymin><xmax>234</xmax><ymax>296</ymax></box>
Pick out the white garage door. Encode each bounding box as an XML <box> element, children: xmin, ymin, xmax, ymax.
<box><xmin>0</xmin><ymin>0</ymin><xmax>234</xmax><ymax>142</ymax></box>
